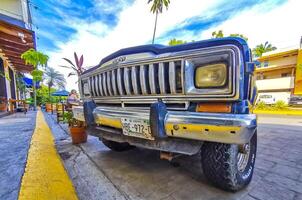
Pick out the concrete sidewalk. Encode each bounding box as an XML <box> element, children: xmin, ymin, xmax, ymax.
<box><xmin>46</xmin><ymin>113</ymin><xmax>302</xmax><ymax>200</ymax></box>
<box><xmin>0</xmin><ymin>111</ymin><xmax>36</xmax><ymax>200</ymax></box>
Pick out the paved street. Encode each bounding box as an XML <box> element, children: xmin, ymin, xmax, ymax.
<box><xmin>1</xmin><ymin>113</ymin><xmax>302</xmax><ymax>200</ymax></box>
<box><xmin>0</xmin><ymin>112</ymin><xmax>36</xmax><ymax>200</ymax></box>
<box><xmin>50</xmin><ymin>114</ymin><xmax>302</xmax><ymax>200</ymax></box>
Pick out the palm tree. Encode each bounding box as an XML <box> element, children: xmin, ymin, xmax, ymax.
<box><xmin>212</xmin><ymin>30</ymin><xmax>224</xmax><ymax>38</ymax></box>
<box><xmin>253</xmin><ymin>42</ymin><xmax>277</xmax><ymax>58</ymax></box>
<box><xmin>44</xmin><ymin>67</ymin><xmax>66</xmax><ymax>101</ymax></box>
<box><xmin>148</xmin><ymin>0</ymin><xmax>170</xmax><ymax>44</ymax></box>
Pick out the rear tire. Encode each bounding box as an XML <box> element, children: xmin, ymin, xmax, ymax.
<box><xmin>101</xmin><ymin>138</ymin><xmax>135</xmax><ymax>152</ymax></box>
<box><xmin>201</xmin><ymin>132</ymin><xmax>257</xmax><ymax>192</ymax></box>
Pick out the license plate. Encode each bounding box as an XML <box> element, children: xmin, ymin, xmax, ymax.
<box><xmin>121</xmin><ymin>118</ymin><xmax>154</xmax><ymax>140</ymax></box>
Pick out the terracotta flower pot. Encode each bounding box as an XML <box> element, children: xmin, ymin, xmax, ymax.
<box><xmin>0</xmin><ymin>103</ymin><xmax>7</xmax><ymax>111</ymax></box>
<box><xmin>46</xmin><ymin>103</ymin><xmax>52</xmax><ymax>112</ymax></box>
<box><xmin>69</xmin><ymin>126</ymin><xmax>87</xmax><ymax>144</ymax></box>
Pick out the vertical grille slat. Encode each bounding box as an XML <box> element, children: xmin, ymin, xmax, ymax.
<box><xmin>94</xmin><ymin>75</ymin><xmax>100</xmax><ymax>96</ymax></box>
<box><xmin>102</xmin><ymin>73</ymin><xmax>108</xmax><ymax>96</ymax></box>
<box><xmin>169</xmin><ymin>62</ymin><xmax>176</xmax><ymax>94</ymax></box>
<box><xmin>90</xmin><ymin>59</ymin><xmax>183</xmax><ymax>98</ymax></box>
<box><xmin>131</xmin><ymin>66</ymin><xmax>139</xmax><ymax>95</ymax></box>
<box><xmin>140</xmin><ymin>65</ymin><xmax>148</xmax><ymax>95</ymax></box>
<box><xmin>89</xmin><ymin>77</ymin><xmax>94</xmax><ymax>96</ymax></box>
<box><xmin>112</xmin><ymin>69</ymin><xmax>118</xmax><ymax>95</ymax></box>
<box><xmin>92</xmin><ymin>76</ymin><xmax>95</xmax><ymax>96</ymax></box>
<box><xmin>117</xmin><ymin>68</ymin><xmax>124</xmax><ymax>95</ymax></box>
<box><xmin>107</xmin><ymin>71</ymin><xmax>113</xmax><ymax>96</ymax></box>
<box><xmin>99</xmin><ymin>74</ymin><xmax>104</xmax><ymax>96</ymax></box>
<box><xmin>158</xmin><ymin>63</ymin><xmax>166</xmax><ymax>94</ymax></box>
<box><xmin>124</xmin><ymin>67</ymin><xmax>131</xmax><ymax>95</ymax></box>
<box><xmin>148</xmin><ymin>64</ymin><xmax>156</xmax><ymax>94</ymax></box>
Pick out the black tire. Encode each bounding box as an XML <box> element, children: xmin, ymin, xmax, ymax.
<box><xmin>101</xmin><ymin>138</ymin><xmax>135</xmax><ymax>152</ymax></box>
<box><xmin>201</xmin><ymin>132</ymin><xmax>257</xmax><ymax>192</ymax></box>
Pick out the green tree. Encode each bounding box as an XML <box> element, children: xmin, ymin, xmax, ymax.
<box><xmin>212</xmin><ymin>30</ymin><xmax>248</xmax><ymax>41</ymax></box>
<box><xmin>36</xmin><ymin>84</ymin><xmax>59</xmax><ymax>105</ymax></box>
<box><xmin>252</xmin><ymin>42</ymin><xmax>277</xmax><ymax>58</ymax></box>
<box><xmin>21</xmin><ymin>48</ymin><xmax>49</xmax><ymax>110</ymax></box>
<box><xmin>212</xmin><ymin>30</ymin><xmax>224</xmax><ymax>38</ymax></box>
<box><xmin>15</xmin><ymin>73</ymin><xmax>26</xmax><ymax>99</ymax></box>
<box><xmin>168</xmin><ymin>38</ymin><xmax>187</xmax><ymax>46</ymax></box>
<box><xmin>229</xmin><ymin>33</ymin><xmax>248</xmax><ymax>41</ymax></box>
<box><xmin>44</xmin><ymin>67</ymin><xmax>66</xmax><ymax>102</ymax></box>
<box><xmin>148</xmin><ymin>0</ymin><xmax>170</xmax><ymax>44</ymax></box>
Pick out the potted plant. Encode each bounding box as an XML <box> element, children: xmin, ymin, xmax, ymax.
<box><xmin>0</xmin><ymin>97</ymin><xmax>7</xmax><ymax>112</ymax></box>
<box><xmin>60</xmin><ymin>52</ymin><xmax>85</xmax><ymax>96</ymax></box>
<box><xmin>66</xmin><ymin>111</ymin><xmax>87</xmax><ymax>144</ymax></box>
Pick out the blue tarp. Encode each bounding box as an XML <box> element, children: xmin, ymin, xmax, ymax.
<box><xmin>23</xmin><ymin>77</ymin><xmax>40</xmax><ymax>88</ymax></box>
<box><xmin>51</xmin><ymin>90</ymin><xmax>69</xmax><ymax>97</ymax></box>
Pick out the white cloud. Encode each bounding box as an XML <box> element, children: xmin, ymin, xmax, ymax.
<box><xmin>47</xmin><ymin>0</ymin><xmax>222</xmax><ymax>91</ymax></box>
<box><xmin>200</xmin><ymin>0</ymin><xmax>302</xmax><ymax>49</ymax></box>
<box><xmin>46</xmin><ymin>0</ymin><xmax>301</xmax><ymax>91</ymax></box>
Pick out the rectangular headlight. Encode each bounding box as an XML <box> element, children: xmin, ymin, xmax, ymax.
<box><xmin>195</xmin><ymin>63</ymin><xmax>227</xmax><ymax>88</ymax></box>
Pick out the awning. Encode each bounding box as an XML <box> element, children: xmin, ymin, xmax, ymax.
<box><xmin>23</xmin><ymin>77</ymin><xmax>40</xmax><ymax>88</ymax></box>
<box><xmin>0</xmin><ymin>16</ymin><xmax>35</xmax><ymax>72</ymax></box>
<box><xmin>51</xmin><ymin>90</ymin><xmax>69</xmax><ymax>97</ymax></box>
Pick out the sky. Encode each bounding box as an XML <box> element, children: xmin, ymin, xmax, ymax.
<box><xmin>30</xmin><ymin>0</ymin><xmax>302</xmax><ymax>91</ymax></box>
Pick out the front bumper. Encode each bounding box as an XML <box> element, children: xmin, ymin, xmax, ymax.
<box><xmin>73</xmin><ymin>105</ymin><xmax>257</xmax><ymax>144</ymax></box>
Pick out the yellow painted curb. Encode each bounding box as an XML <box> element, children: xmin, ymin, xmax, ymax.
<box><xmin>253</xmin><ymin>109</ymin><xmax>302</xmax><ymax>116</ymax></box>
<box><xmin>19</xmin><ymin>110</ymin><xmax>78</xmax><ymax>200</ymax></box>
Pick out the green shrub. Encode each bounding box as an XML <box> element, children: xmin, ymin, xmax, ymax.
<box><xmin>274</xmin><ymin>100</ymin><xmax>287</xmax><ymax>110</ymax></box>
<box><xmin>255</xmin><ymin>101</ymin><xmax>267</xmax><ymax>110</ymax></box>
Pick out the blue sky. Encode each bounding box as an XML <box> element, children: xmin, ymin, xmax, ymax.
<box><xmin>31</xmin><ymin>0</ymin><xmax>134</xmax><ymax>51</ymax></box>
<box><xmin>29</xmin><ymin>0</ymin><xmax>301</xmax><ymax>90</ymax></box>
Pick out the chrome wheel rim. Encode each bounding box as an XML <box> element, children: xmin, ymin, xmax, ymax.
<box><xmin>237</xmin><ymin>143</ymin><xmax>250</xmax><ymax>172</ymax></box>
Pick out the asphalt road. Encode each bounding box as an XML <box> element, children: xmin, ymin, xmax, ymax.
<box><xmin>51</xmin><ymin>114</ymin><xmax>302</xmax><ymax>200</ymax></box>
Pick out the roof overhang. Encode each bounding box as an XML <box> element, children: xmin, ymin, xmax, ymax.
<box><xmin>0</xmin><ymin>18</ymin><xmax>35</xmax><ymax>73</ymax></box>
<box><xmin>257</xmin><ymin>49</ymin><xmax>299</xmax><ymax>62</ymax></box>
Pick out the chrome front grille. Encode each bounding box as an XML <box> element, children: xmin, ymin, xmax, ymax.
<box><xmin>89</xmin><ymin>60</ymin><xmax>183</xmax><ymax>97</ymax></box>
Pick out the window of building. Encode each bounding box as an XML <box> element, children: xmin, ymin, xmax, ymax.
<box><xmin>257</xmin><ymin>73</ymin><xmax>264</xmax><ymax>80</ymax></box>
<box><xmin>281</xmin><ymin>73</ymin><xmax>290</xmax><ymax>77</ymax></box>
<box><xmin>263</xmin><ymin>61</ymin><xmax>269</xmax><ymax>67</ymax></box>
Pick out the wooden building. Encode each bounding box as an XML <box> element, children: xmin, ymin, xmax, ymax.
<box><xmin>0</xmin><ymin>0</ymin><xmax>35</xmax><ymax>112</ymax></box>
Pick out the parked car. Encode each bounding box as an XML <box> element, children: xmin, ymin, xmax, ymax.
<box><xmin>257</xmin><ymin>94</ymin><xmax>276</xmax><ymax>105</ymax></box>
<box><xmin>289</xmin><ymin>95</ymin><xmax>302</xmax><ymax>106</ymax></box>
<box><xmin>72</xmin><ymin>38</ymin><xmax>258</xmax><ymax>192</ymax></box>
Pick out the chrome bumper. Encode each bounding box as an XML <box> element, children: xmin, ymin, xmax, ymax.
<box><xmin>97</xmin><ymin>107</ymin><xmax>257</xmax><ymax>144</ymax></box>
<box><xmin>73</xmin><ymin>106</ymin><xmax>257</xmax><ymax>144</ymax></box>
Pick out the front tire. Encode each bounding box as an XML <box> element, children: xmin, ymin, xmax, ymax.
<box><xmin>101</xmin><ymin>138</ymin><xmax>135</xmax><ymax>152</ymax></box>
<box><xmin>201</xmin><ymin>132</ymin><xmax>257</xmax><ymax>192</ymax></box>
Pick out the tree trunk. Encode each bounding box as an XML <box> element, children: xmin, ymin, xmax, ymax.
<box><xmin>33</xmin><ymin>80</ymin><xmax>36</xmax><ymax>111</ymax></box>
<box><xmin>48</xmin><ymin>85</ymin><xmax>51</xmax><ymax>102</ymax></box>
<box><xmin>152</xmin><ymin>11</ymin><xmax>158</xmax><ymax>44</ymax></box>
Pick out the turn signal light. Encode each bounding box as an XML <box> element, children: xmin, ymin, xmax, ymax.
<box><xmin>196</xmin><ymin>103</ymin><xmax>232</xmax><ymax>113</ymax></box>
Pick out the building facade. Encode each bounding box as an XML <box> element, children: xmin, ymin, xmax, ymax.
<box><xmin>0</xmin><ymin>0</ymin><xmax>35</xmax><ymax>112</ymax></box>
<box><xmin>255</xmin><ymin>48</ymin><xmax>302</xmax><ymax>103</ymax></box>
